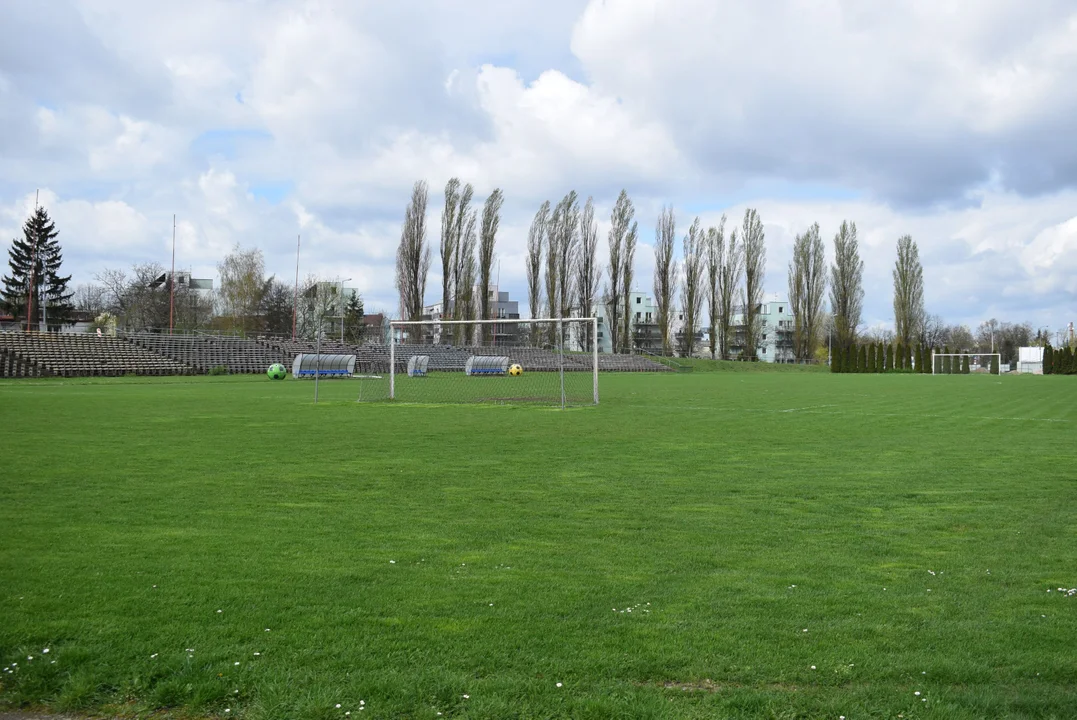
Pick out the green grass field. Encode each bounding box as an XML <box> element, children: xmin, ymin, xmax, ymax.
<box><xmin>1</xmin><ymin>371</ymin><xmax>1075</xmax><ymax>719</ymax></box>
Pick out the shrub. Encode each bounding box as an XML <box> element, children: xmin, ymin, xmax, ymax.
<box><xmin>208</xmin><ymin>365</ymin><xmax>229</xmax><ymax>376</ymax></box>
<box><xmin>962</xmin><ymin>355</ymin><xmax>970</xmax><ymax>374</ymax></box>
<box><xmin>831</xmin><ymin>346</ymin><xmax>842</xmax><ymax>373</ymax></box>
<box><xmin>990</xmin><ymin>354</ymin><xmax>999</xmax><ymax>375</ymax></box>
<box><xmin>884</xmin><ymin>344</ymin><xmax>893</xmax><ymax>372</ymax></box>
<box><xmin>1043</xmin><ymin>344</ymin><xmax>1053</xmax><ymax>375</ymax></box>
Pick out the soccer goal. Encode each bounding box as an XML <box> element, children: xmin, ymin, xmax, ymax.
<box><xmin>386</xmin><ymin>317</ymin><xmax>598</xmax><ymax>407</ymax></box>
<box><xmin>932</xmin><ymin>352</ymin><xmax>1002</xmax><ymax>375</ymax></box>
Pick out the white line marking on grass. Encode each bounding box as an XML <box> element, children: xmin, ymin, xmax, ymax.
<box><xmin>779</xmin><ymin>404</ymin><xmax>836</xmax><ymax>413</ymax></box>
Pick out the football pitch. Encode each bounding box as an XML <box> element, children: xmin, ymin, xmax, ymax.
<box><xmin>1</xmin><ymin>371</ymin><xmax>1075</xmax><ymax>719</ymax></box>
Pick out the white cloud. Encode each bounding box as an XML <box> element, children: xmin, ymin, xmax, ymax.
<box><xmin>0</xmin><ymin>0</ymin><xmax>1075</xmax><ymax>327</ymax></box>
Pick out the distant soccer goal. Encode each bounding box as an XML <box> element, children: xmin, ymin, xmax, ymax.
<box><xmin>932</xmin><ymin>352</ymin><xmax>1001</xmax><ymax>375</ymax></box>
<box><xmin>386</xmin><ymin>318</ymin><xmax>598</xmax><ymax>407</ymax></box>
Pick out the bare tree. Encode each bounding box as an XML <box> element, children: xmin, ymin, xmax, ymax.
<box><xmin>740</xmin><ymin>209</ymin><xmax>766</xmax><ymax>361</ymax></box>
<box><xmin>439</xmin><ymin>178</ymin><xmax>461</xmax><ymax>341</ymax></box>
<box><xmin>716</xmin><ymin>225</ymin><xmax>742</xmax><ymax>359</ymax></box>
<box><xmin>680</xmin><ymin>217</ymin><xmax>705</xmax><ymax>357</ymax></box>
<box><xmin>452</xmin><ymin>183</ymin><xmax>475</xmax><ymax>323</ymax></box>
<box><xmin>830</xmin><ymin>220</ymin><xmax>864</xmax><ymax>353</ymax></box>
<box><xmin>545</xmin><ymin>200</ymin><xmax>560</xmax><ymax>346</ymax></box>
<box><xmin>621</xmin><ymin>214</ymin><xmax>638</xmax><ymax>353</ymax></box>
<box><xmin>653</xmin><ymin>206</ymin><xmax>678</xmax><ymax>356</ymax></box>
<box><xmin>604</xmin><ymin>195</ymin><xmax>626</xmax><ymax>354</ymax></box>
<box><xmin>921</xmin><ymin>312</ymin><xmax>946</xmax><ymax>349</ymax></box>
<box><xmin>576</xmin><ymin>196</ymin><xmax>601</xmax><ymax>350</ymax></box>
<box><xmin>395</xmin><ymin>181</ymin><xmax>431</xmax><ymax>327</ymax></box>
<box><xmin>555</xmin><ymin>192</ymin><xmax>580</xmax><ymax>328</ymax></box>
<box><xmin>456</xmin><ymin>211</ymin><xmax>478</xmax><ymax>344</ymax></box>
<box><xmin>218</xmin><ymin>244</ymin><xmax>267</xmax><ymax>334</ymax></box>
<box><xmin>545</xmin><ymin>191</ymin><xmax>579</xmax><ymax>345</ymax></box>
<box><xmin>526</xmin><ymin>201</ymin><xmax>549</xmax><ymax>344</ymax></box>
<box><xmin>893</xmin><ymin>234</ymin><xmax>925</xmax><ymax>350</ymax></box>
<box><xmin>478</xmin><ymin>188</ymin><xmax>504</xmax><ymax>342</ymax></box>
<box><xmin>73</xmin><ymin>283</ymin><xmax>107</xmax><ymax>316</ymax></box>
<box><xmin>788</xmin><ymin>222</ymin><xmax>827</xmax><ymax>362</ymax></box>
<box><xmin>705</xmin><ymin>216</ymin><xmax>727</xmax><ymax>359</ymax></box>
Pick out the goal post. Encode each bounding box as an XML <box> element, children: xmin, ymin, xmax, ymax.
<box><xmin>931</xmin><ymin>352</ymin><xmax>1002</xmax><ymax>375</ymax></box>
<box><xmin>386</xmin><ymin>317</ymin><xmax>599</xmax><ymax>407</ymax></box>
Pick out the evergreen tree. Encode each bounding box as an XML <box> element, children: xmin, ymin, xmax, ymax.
<box><xmin>832</xmin><ymin>345</ymin><xmax>843</xmax><ymax>373</ymax></box>
<box><xmin>943</xmin><ymin>346</ymin><xmax>952</xmax><ymax>374</ymax></box>
<box><xmin>990</xmin><ymin>353</ymin><xmax>999</xmax><ymax>375</ymax></box>
<box><xmin>858</xmin><ymin>344</ymin><xmax>867</xmax><ymax>373</ymax></box>
<box><xmin>867</xmin><ymin>343</ymin><xmax>875</xmax><ymax>373</ymax></box>
<box><xmin>896</xmin><ymin>342</ymin><xmax>904</xmax><ymax>370</ymax></box>
<box><xmin>844</xmin><ymin>344</ymin><xmax>855</xmax><ymax>373</ymax></box>
<box><xmin>884</xmin><ymin>344</ymin><xmax>892</xmax><ymax>372</ymax></box>
<box><xmin>1043</xmin><ymin>344</ymin><xmax>1053</xmax><ymax>375</ymax></box>
<box><xmin>961</xmin><ymin>355</ymin><xmax>970</xmax><ymax>374</ymax></box>
<box><xmin>1064</xmin><ymin>347</ymin><xmax>1074</xmax><ymax>375</ymax></box>
<box><xmin>1</xmin><ymin>206</ymin><xmax>74</xmax><ymax>329</ymax></box>
<box><xmin>905</xmin><ymin>343</ymin><xmax>913</xmax><ymax>371</ymax></box>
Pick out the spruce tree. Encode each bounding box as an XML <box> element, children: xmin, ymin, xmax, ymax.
<box><xmin>962</xmin><ymin>355</ymin><xmax>970</xmax><ymax>374</ymax></box>
<box><xmin>1044</xmin><ymin>344</ymin><xmax>1053</xmax><ymax>375</ymax></box>
<box><xmin>1</xmin><ymin>207</ymin><xmax>74</xmax><ymax>329</ymax></box>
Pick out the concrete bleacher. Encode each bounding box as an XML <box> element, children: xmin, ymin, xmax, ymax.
<box><xmin>127</xmin><ymin>333</ymin><xmax>285</xmax><ymax>375</ymax></box>
<box><xmin>0</xmin><ymin>331</ymin><xmax>671</xmax><ymax>378</ymax></box>
<box><xmin>0</xmin><ymin>332</ymin><xmax>193</xmax><ymax>378</ymax></box>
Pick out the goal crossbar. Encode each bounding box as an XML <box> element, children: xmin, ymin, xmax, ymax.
<box><xmin>388</xmin><ymin>317</ymin><xmax>599</xmax><ymax>406</ymax></box>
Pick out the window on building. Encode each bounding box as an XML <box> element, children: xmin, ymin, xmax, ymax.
<box><xmin>636</xmin><ymin>297</ymin><xmax>641</xmax><ymax>304</ymax></box>
<box><xmin>762</xmin><ymin>333</ymin><xmax>767</xmax><ymax>340</ymax></box>
<box><xmin>636</xmin><ymin>312</ymin><xmax>641</xmax><ymax>320</ymax></box>
<box><xmin>778</xmin><ymin>306</ymin><xmax>783</xmax><ymax>313</ymax></box>
<box><xmin>762</xmin><ymin>347</ymin><xmax>767</xmax><ymax>354</ymax></box>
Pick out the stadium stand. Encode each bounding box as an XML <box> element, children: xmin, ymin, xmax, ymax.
<box><xmin>0</xmin><ymin>332</ymin><xmax>192</xmax><ymax>377</ymax></box>
<box><xmin>0</xmin><ymin>331</ymin><xmax>671</xmax><ymax>378</ymax></box>
<box><xmin>126</xmin><ymin>333</ymin><xmax>285</xmax><ymax>374</ymax></box>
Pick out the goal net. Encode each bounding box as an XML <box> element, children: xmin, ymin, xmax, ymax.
<box><xmin>379</xmin><ymin>317</ymin><xmax>598</xmax><ymax>406</ymax></box>
<box><xmin>932</xmin><ymin>352</ymin><xmax>1001</xmax><ymax>375</ymax></box>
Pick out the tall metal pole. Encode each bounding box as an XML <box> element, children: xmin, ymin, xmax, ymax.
<box><xmin>169</xmin><ymin>214</ymin><xmax>176</xmax><ymax>335</ymax></box>
<box><xmin>292</xmin><ymin>234</ymin><xmax>301</xmax><ymax>341</ymax></box>
<box><xmin>340</xmin><ymin>278</ymin><xmax>345</xmax><ymax>343</ymax></box>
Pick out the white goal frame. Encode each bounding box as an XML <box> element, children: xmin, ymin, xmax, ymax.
<box><xmin>388</xmin><ymin>317</ymin><xmax>599</xmax><ymax>405</ymax></box>
<box><xmin>931</xmin><ymin>352</ymin><xmax>1002</xmax><ymax>375</ymax></box>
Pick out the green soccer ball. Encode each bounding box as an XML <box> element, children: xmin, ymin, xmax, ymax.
<box><xmin>267</xmin><ymin>363</ymin><xmax>287</xmax><ymax>380</ymax></box>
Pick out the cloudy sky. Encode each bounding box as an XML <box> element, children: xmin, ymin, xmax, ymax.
<box><xmin>2</xmin><ymin>0</ymin><xmax>1075</xmax><ymax>334</ymax></box>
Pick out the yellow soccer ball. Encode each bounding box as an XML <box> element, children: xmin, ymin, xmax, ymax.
<box><xmin>508</xmin><ymin>363</ymin><xmax>523</xmax><ymax>376</ymax></box>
